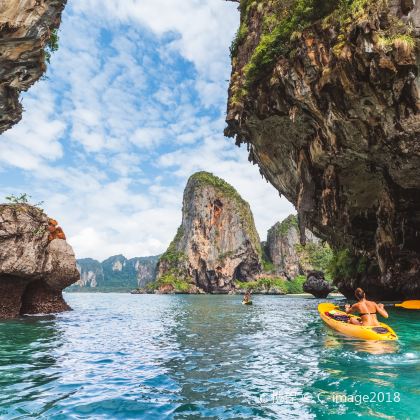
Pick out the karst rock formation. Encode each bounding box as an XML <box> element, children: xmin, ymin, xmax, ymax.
<box><xmin>226</xmin><ymin>0</ymin><xmax>420</xmax><ymax>299</ymax></box>
<box><xmin>156</xmin><ymin>172</ymin><xmax>262</xmax><ymax>293</ymax></box>
<box><xmin>0</xmin><ymin>204</ymin><xmax>79</xmax><ymax>318</ymax></box>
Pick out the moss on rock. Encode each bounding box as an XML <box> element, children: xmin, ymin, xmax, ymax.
<box><xmin>235</xmin><ymin>274</ymin><xmax>307</xmax><ymax>294</ymax></box>
<box><xmin>159</xmin><ymin>226</ymin><xmax>187</xmax><ymax>264</ymax></box>
<box><xmin>275</xmin><ymin>214</ymin><xmax>299</xmax><ymax>236</ymax></box>
<box><xmin>229</xmin><ymin>0</ymin><xmax>415</xmax><ymax>105</ymax></box>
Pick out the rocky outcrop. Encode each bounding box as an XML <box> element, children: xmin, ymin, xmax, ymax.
<box><xmin>303</xmin><ymin>271</ymin><xmax>335</xmax><ymax>298</ymax></box>
<box><xmin>226</xmin><ymin>1</ymin><xmax>420</xmax><ymax>299</ymax></box>
<box><xmin>0</xmin><ymin>0</ymin><xmax>67</xmax><ymax>133</ymax></box>
<box><xmin>156</xmin><ymin>172</ymin><xmax>262</xmax><ymax>293</ymax></box>
<box><xmin>69</xmin><ymin>255</ymin><xmax>159</xmax><ymax>292</ymax></box>
<box><xmin>0</xmin><ymin>204</ymin><xmax>79</xmax><ymax>318</ymax></box>
<box><xmin>264</xmin><ymin>215</ymin><xmax>321</xmax><ymax>279</ymax></box>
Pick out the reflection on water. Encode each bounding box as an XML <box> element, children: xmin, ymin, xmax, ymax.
<box><xmin>348</xmin><ymin>339</ymin><xmax>399</xmax><ymax>355</ymax></box>
<box><xmin>323</xmin><ymin>333</ymin><xmax>400</xmax><ymax>355</ymax></box>
<box><xmin>0</xmin><ymin>294</ymin><xmax>419</xmax><ymax>419</ymax></box>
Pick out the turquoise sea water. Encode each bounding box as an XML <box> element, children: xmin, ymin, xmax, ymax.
<box><xmin>0</xmin><ymin>294</ymin><xmax>419</xmax><ymax>419</ymax></box>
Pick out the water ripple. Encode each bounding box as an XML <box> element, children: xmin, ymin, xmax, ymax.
<box><xmin>0</xmin><ymin>294</ymin><xmax>418</xmax><ymax>419</ymax></box>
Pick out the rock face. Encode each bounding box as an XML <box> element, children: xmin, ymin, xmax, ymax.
<box><xmin>0</xmin><ymin>0</ymin><xmax>67</xmax><ymax>133</ymax></box>
<box><xmin>69</xmin><ymin>255</ymin><xmax>159</xmax><ymax>292</ymax></box>
<box><xmin>264</xmin><ymin>215</ymin><xmax>320</xmax><ymax>279</ymax></box>
<box><xmin>303</xmin><ymin>271</ymin><xmax>335</xmax><ymax>299</ymax></box>
<box><xmin>156</xmin><ymin>172</ymin><xmax>262</xmax><ymax>293</ymax></box>
<box><xmin>74</xmin><ymin>258</ymin><xmax>104</xmax><ymax>289</ymax></box>
<box><xmin>226</xmin><ymin>1</ymin><xmax>420</xmax><ymax>299</ymax></box>
<box><xmin>0</xmin><ymin>204</ymin><xmax>79</xmax><ymax>318</ymax></box>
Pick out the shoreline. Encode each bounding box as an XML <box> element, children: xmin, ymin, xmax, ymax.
<box><xmin>65</xmin><ymin>291</ymin><xmax>344</xmax><ymax>298</ymax></box>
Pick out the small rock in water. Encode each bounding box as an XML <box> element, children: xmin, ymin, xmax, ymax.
<box><xmin>303</xmin><ymin>271</ymin><xmax>335</xmax><ymax>298</ymax></box>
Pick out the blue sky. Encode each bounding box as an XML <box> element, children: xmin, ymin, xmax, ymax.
<box><xmin>0</xmin><ymin>0</ymin><xmax>294</xmax><ymax>260</ymax></box>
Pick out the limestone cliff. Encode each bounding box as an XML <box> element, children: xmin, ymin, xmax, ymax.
<box><xmin>74</xmin><ymin>258</ymin><xmax>104</xmax><ymax>289</ymax></box>
<box><xmin>264</xmin><ymin>214</ymin><xmax>321</xmax><ymax>279</ymax></box>
<box><xmin>0</xmin><ymin>0</ymin><xmax>67</xmax><ymax>133</ymax></box>
<box><xmin>156</xmin><ymin>172</ymin><xmax>262</xmax><ymax>293</ymax></box>
<box><xmin>69</xmin><ymin>255</ymin><xmax>159</xmax><ymax>292</ymax></box>
<box><xmin>226</xmin><ymin>0</ymin><xmax>420</xmax><ymax>299</ymax></box>
<box><xmin>0</xmin><ymin>203</ymin><xmax>79</xmax><ymax>318</ymax></box>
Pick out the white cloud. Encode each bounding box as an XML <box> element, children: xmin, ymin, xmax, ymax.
<box><xmin>71</xmin><ymin>0</ymin><xmax>239</xmax><ymax>107</ymax></box>
<box><xmin>0</xmin><ymin>0</ymin><xmax>296</xmax><ymax>261</ymax></box>
<box><xmin>131</xmin><ymin>127</ymin><xmax>166</xmax><ymax>149</ymax></box>
<box><xmin>0</xmin><ymin>84</ymin><xmax>65</xmax><ymax>170</ymax></box>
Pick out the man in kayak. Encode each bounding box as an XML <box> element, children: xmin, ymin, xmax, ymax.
<box><xmin>345</xmin><ymin>288</ymin><xmax>389</xmax><ymax>326</ymax></box>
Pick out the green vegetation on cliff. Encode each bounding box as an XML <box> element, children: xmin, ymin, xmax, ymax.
<box><xmin>159</xmin><ymin>226</ymin><xmax>187</xmax><ymax>264</ymax></box>
<box><xmin>327</xmin><ymin>249</ymin><xmax>369</xmax><ymax>280</ymax></box>
<box><xmin>236</xmin><ymin>275</ymin><xmax>307</xmax><ymax>294</ymax></box>
<box><xmin>295</xmin><ymin>242</ymin><xmax>334</xmax><ymax>278</ymax></box>
<box><xmin>261</xmin><ymin>256</ymin><xmax>275</xmax><ymax>273</ymax></box>
<box><xmin>5</xmin><ymin>193</ymin><xmax>44</xmax><ymax>210</ymax></box>
<box><xmin>230</xmin><ymin>0</ymin><xmax>414</xmax><ymax>105</ymax></box>
<box><xmin>156</xmin><ymin>271</ymin><xmax>191</xmax><ymax>293</ymax></box>
<box><xmin>45</xmin><ymin>28</ymin><xmax>60</xmax><ymax>63</ymax></box>
<box><xmin>238</xmin><ymin>0</ymin><xmax>337</xmax><ymax>85</ymax></box>
<box><xmin>275</xmin><ymin>214</ymin><xmax>298</xmax><ymax>236</ymax></box>
<box><xmin>189</xmin><ymin>171</ymin><xmax>246</xmax><ymax>202</ymax></box>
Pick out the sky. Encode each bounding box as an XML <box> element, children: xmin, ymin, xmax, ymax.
<box><xmin>0</xmin><ymin>0</ymin><xmax>294</xmax><ymax>261</ymax></box>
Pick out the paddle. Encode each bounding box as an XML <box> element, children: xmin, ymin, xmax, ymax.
<box><xmin>335</xmin><ymin>300</ymin><xmax>420</xmax><ymax>310</ymax></box>
<box><xmin>394</xmin><ymin>300</ymin><xmax>420</xmax><ymax>310</ymax></box>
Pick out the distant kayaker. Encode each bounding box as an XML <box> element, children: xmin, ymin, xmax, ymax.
<box><xmin>243</xmin><ymin>290</ymin><xmax>252</xmax><ymax>304</ymax></box>
<box><xmin>345</xmin><ymin>288</ymin><xmax>388</xmax><ymax>326</ymax></box>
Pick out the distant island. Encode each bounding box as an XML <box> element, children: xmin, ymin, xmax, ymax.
<box><xmin>66</xmin><ymin>255</ymin><xmax>159</xmax><ymax>293</ymax></box>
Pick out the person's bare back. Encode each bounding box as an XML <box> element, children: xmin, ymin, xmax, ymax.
<box><xmin>345</xmin><ymin>288</ymin><xmax>389</xmax><ymax>326</ymax></box>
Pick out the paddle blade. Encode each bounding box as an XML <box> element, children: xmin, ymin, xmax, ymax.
<box><xmin>395</xmin><ymin>300</ymin><xmax>420</xmax><ymax>310</ymax></box>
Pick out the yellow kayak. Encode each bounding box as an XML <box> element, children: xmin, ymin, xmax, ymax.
<box><xmin>242</xmin><ymin>301</ymin><xmax>253</xmax><ymax>305</ymax></box>
<box><xmin>318</xmin><ymin>303</ymin><xmax>398</xmax><ymax>341</ymax></box>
